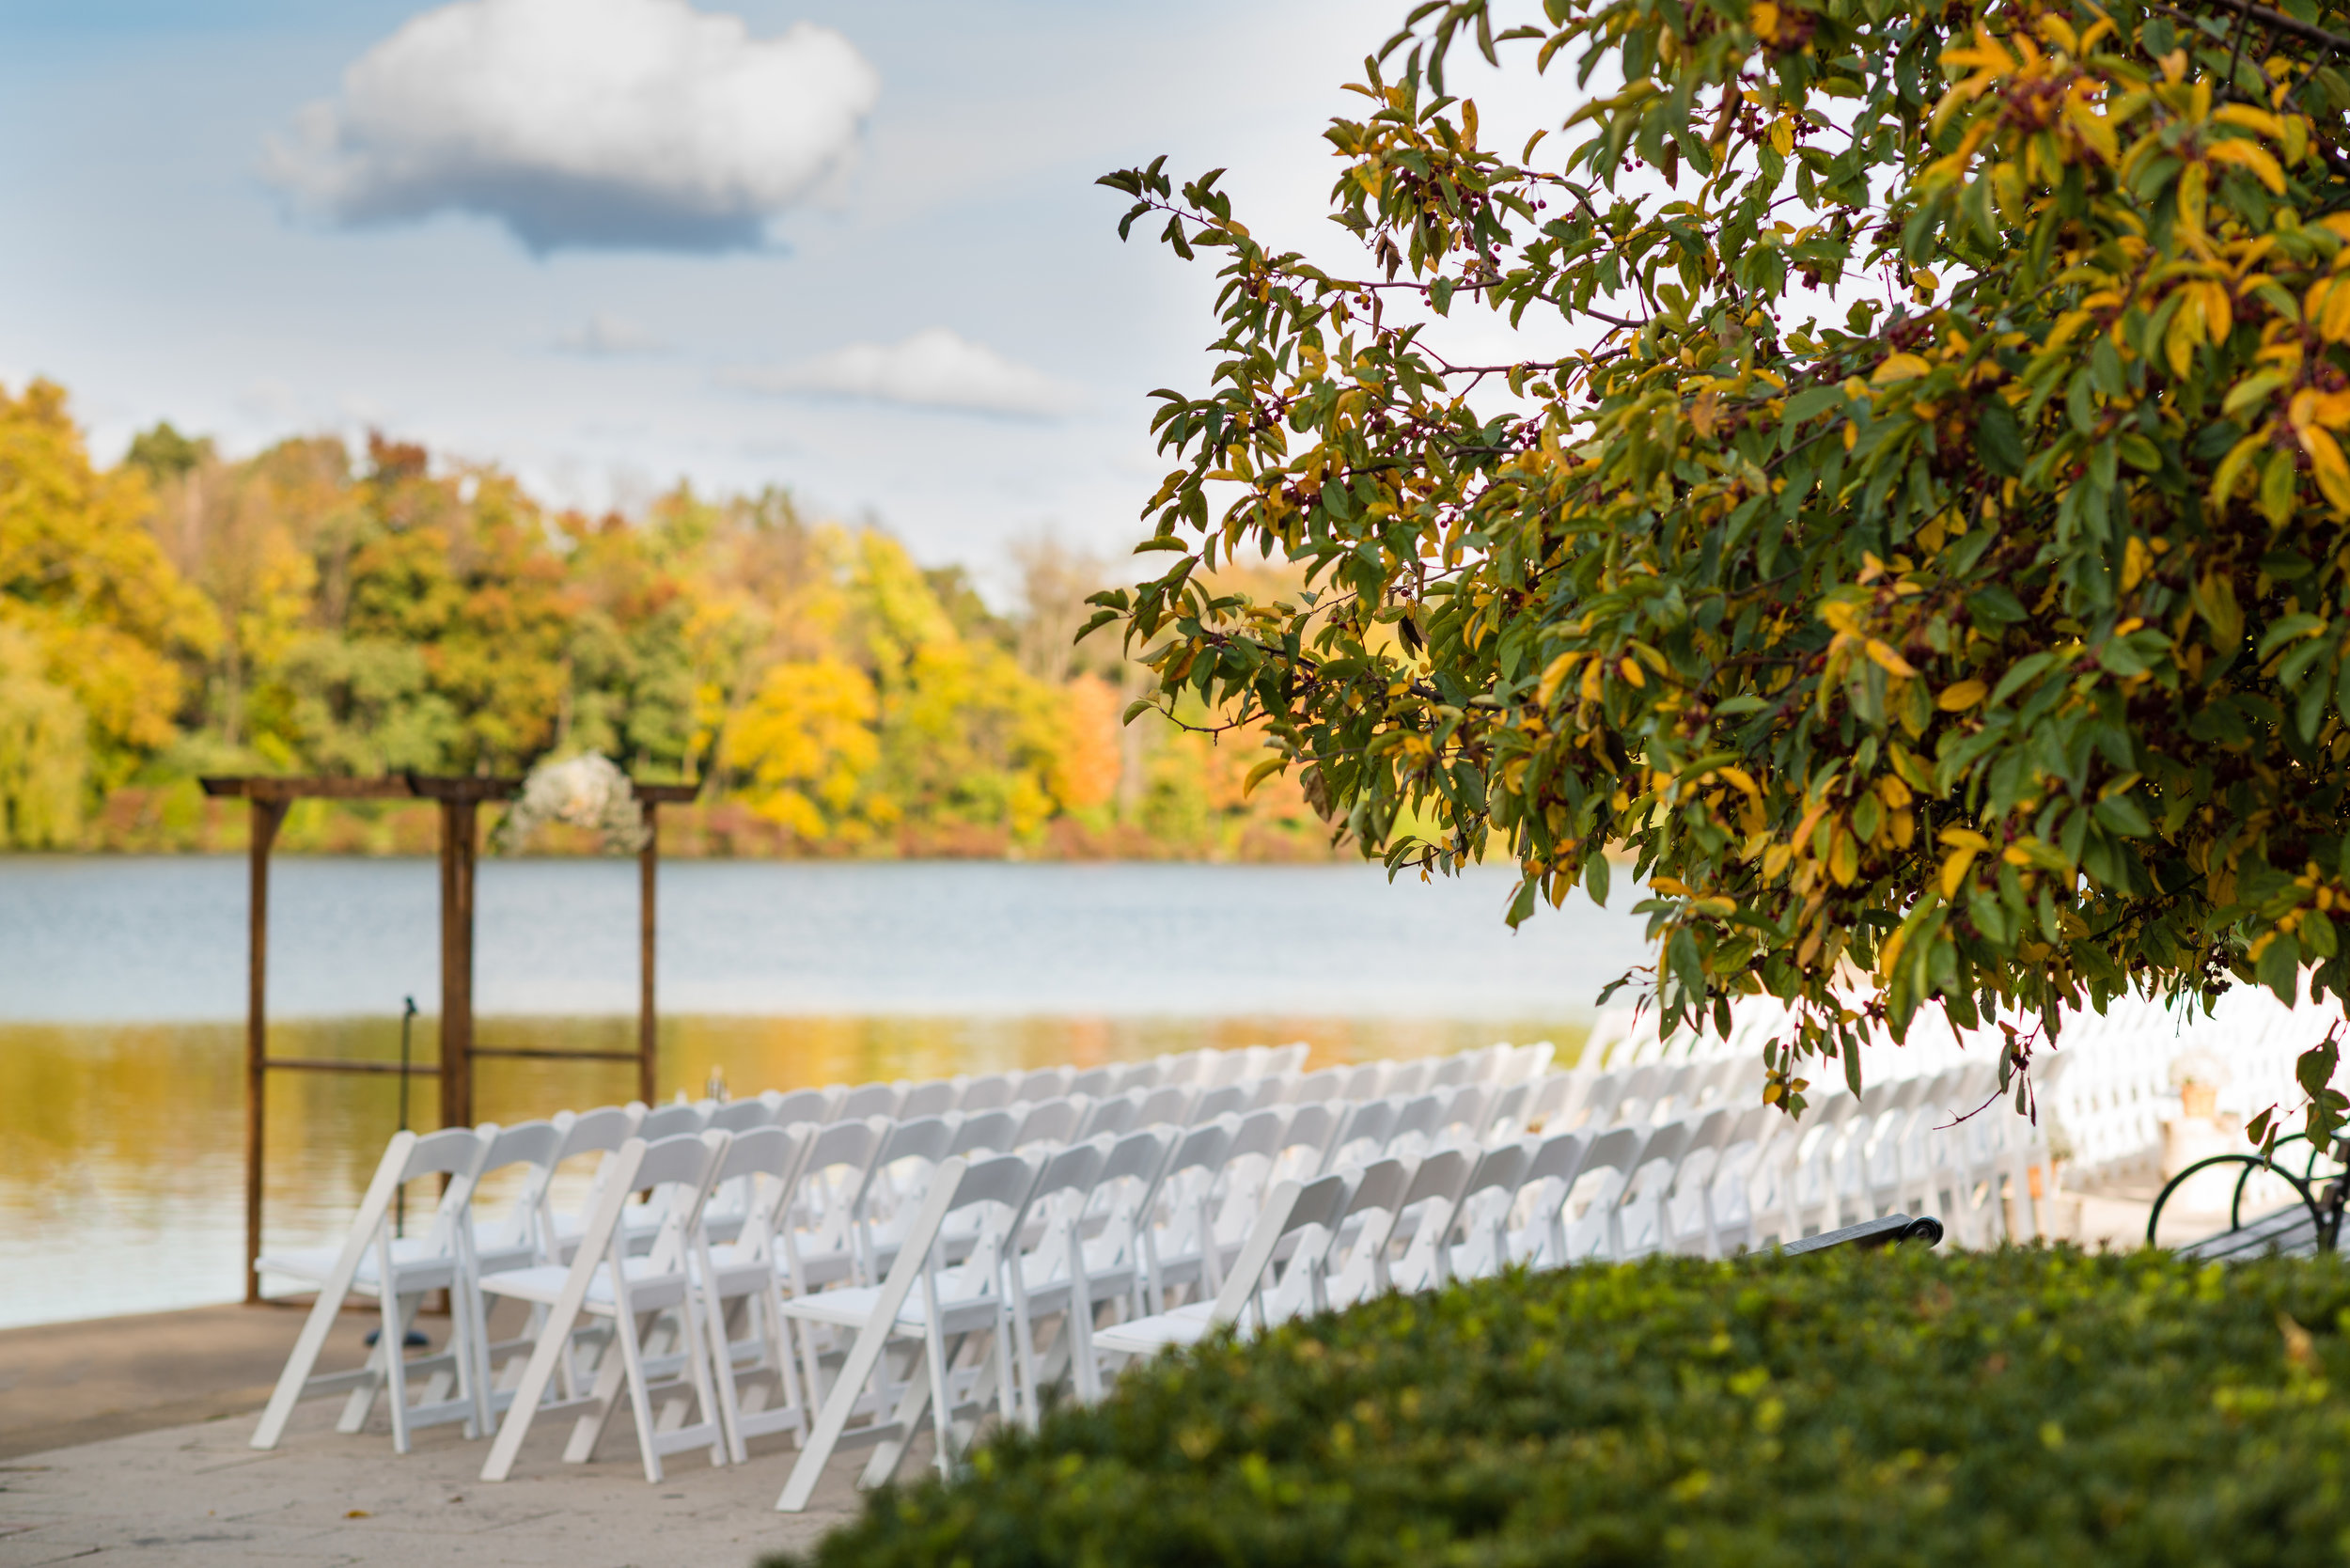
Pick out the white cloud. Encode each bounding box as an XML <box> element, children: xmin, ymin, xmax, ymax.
<box><xmin>554</xmin><ymin>312</ymin><xmax>667</xmax><ymax>355</ymax></box>
<box><xmin>262</xmin><ymin>0</ymin><xmax>880</xmax><ymax>254</ymax></box>
<box><xmin>723</xmin><ymin>328</ymin><xmax>1082</xmax><ymax>419</ymax></box>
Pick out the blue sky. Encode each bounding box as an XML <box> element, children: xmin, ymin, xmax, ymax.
<box><xmin>0</xmin><ymin>0</ymin><xmax>1443</xmax><ymax>586</ymax></box>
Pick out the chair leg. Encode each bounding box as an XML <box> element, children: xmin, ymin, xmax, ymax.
<box><xmin>923</xmin><ymin>1309</ymin><xmax>956</xmax><ymax>1482</ymax></box>
<box><xmin>612</xmin><ymin>1308</ymin><xmax>666</xmax><ymax>1484</ymax></box>
<box><xmin>381</xmin><ymin>1293</ymin><xmax>415</xmax><ymax>1455</ymax></box>
<box><xmin>251</xmin><ymin>1273</ymin><xmax>353</xmax><ymax>1450</ymax></box>
<box><xmin>672</xmin><ymin>1289</ymin><xmax>728</xmax><ymax>1469</ymax></box>
<box><xmin>705</xmin><ymin>1290</ymin><xmax>750</xmax><ymax>1465</ymax></box>
<box><xmin>562</xmin><ymin>1322</ymin><xmax>632</xmax><ymax>1466</ymax></box>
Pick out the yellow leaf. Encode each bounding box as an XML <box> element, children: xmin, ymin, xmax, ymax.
<box><xmin>1651</xmin><ymin>875</ymin><xmax>1693</xmax><ymax>897</ymax></box>
<box><xmin>1828</xmin><ymin>828</ymin><xmax>1859</xmax><ymax>886</ymax></box>
<box><xmin>1877</xmin><ymin>774</ymin><xmax>1914</xmax><ymax>808</ymax></box>
<box><xmin>1537</xmin><ymin>651</ymin><xmax>1581</xmax><ymax>708</ymax></box>
<box><xmin>1715</xmin><ymin>765</ymin><xmax>1762</xmax><ymax>799</ymax></box>
<box><xmin>2304</xmin><ymin>425</ymin><xmax>2350</xmax><ymax>510</ymax></box>
<box><xmin>1872</xmin><ymin>353</ymin><xmax>1934</xmax><ymax>384</ymax></box>
<box><xmin>2207</xmin><ymin>137</ymin><xmax>2287</xmax><ymax>194</ymax></box>
<box><xmin>2210</xmin><ymin>431</ymin><xmax>2267</xmax><ymax>506</ymax></box>
<box><xmin>2178</xmin><ymin>161</ymin><xmax>2209</xmax><ymax>236</ymax></box>
<box><xmin>1762</xmin><ymin>842</ymin><xmax>1794</xmax><ymax>878</ymax></box>
<box><xmin>2062</xmin><ymin>99</ymin><xmax>2118</xmax><ymax>164</ymax></box>
<box><xmin>2123</xmin><ymin>535</ymin><xmax>2152</xmax><ymax>591</ymax></box>
<box><xmin>1619</xmin><ymin>656</ymin><xmax>1645</xmax><ymax>688</ymax></box>
<box><xmin>1242</xmin><ymin>756</ymin><xmax>1287</xmax><ymax>799</ymax></box>
<box><xmin>1937</xmin><ymin>678</ymin><xmax>1988</xmax><ymax>711</ymax></box>
<box><xmin>1865</xmin><ymin>638</ymin><xmax>1918</xmax><ymax>677</ymax></box>
<box><xmin>1938</xmin><ymin>826</ymin><xmax>1991</xmax><ymax>851</ymax></box>
<box><xmin>1939</xmin><ymin>846</ymin><xmax>1980</xmax><ymax>898</ymax></box>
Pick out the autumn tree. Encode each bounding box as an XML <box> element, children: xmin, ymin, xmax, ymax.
<box><xmin>0</xmin><ymin>383</ymin><xmax>215</xmax><ymax>827</ymax></box>
<box><xmin>1098</xmin><ymin>0</ymin><xmax>2350</xmax><ymax>1137</ymax></box>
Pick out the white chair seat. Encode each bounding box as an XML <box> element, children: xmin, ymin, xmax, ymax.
<box><xmin>480</xmin><ymin>1258</ymin><xmax>689</xmax><ymax>1313</ymax></box>
<box><xmin>1091</xmin><ymin>1300</ymin><xmax>1215</xmax><ymax>1355</ymax></box>
<box><xmin>258</xmin><ymin>1238</ymin><xmax>456</xmax><ymax>1292</ymax></box>
<box><xmin>779</xmin><ymin>1281</ymin><xmax>999</xmax><ymax>1335</ymax></box>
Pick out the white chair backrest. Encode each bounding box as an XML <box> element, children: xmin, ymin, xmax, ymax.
<box><xmin>1292</xmin><ymin>1067</ymin><xmax>1349</xmax><ymax>1104</ymax></box>
<box><xmin>1077</xmin><ymin>1090</ymin><xmax>1144</xmax><ymax>1142</ymax></box>
<box><xmin>961</xmin><ymin>1073</ymin><xmax>1018</xmax><ymax>1112</ymax></box>
<box><xmin>1068</xmin><ymin>1065</ymin><xmax>1120</xmax><ymax>1099</ymax></box>
<box><xmin>1136</xmin><ymin>1085</ymin><xmax>1196</xmax><ymax>1126</ymax></box>
<box><xmin>1266</xmin><ymin>1043</ymin><xmax>1312</xmax><ymax>1076</ymax></box>
<box><xmin>705</xmin><ymin>1123</ymin><xmax>810</xmax><ymax>1263</ymax></box>
<box><xmin>708</xmin><ymin>1099</ymin><xmax>776</xmax><ymax>1135</ymax></box>
<box><xmin>781</xmin><ymin>1117</ymin><xmax>888</xmax><ymax>1282</ymax></box>
<box><xmin>1015</xmin><ymin>1097</ymin><xmax>1085</xmax><ymax>1149</ymax></box>
<box><xmin>473</xmin><ymin>1120</ymin><xmax>564</xmax><ymax>1252</ymax></box>
<box><xmin>1386</xmin><ymin>1058</ymin><xmax>1438</xmax><ymax>1097</ymax></box>
<box><xmin>838</xmin><ymin>1082</ymin><xmax>903</xmax><ymax>1121</ymax></box>
<box><xmin>950</xmin><ymin>1108</ymin><xmax>1022</xmax><ymax>1158</ymax></box>
<box><xmin>1340</xmin><ymin>1062</ymin><xmax>1389</xmax><ymax>1100</ymax></box>
<box><xmin>638</xmin><ymin>1103</ymin><xmax>710</xmax><ymax>1142</ymax></box>
<box><xmin>762</xmin><ymin>1086</ymin><xmax>842</xmax><ymax>1127</ymax></box>
<box><xmin>1388</xmin><ymin>1147</ymin><xmax>1474</xmax><ymax>1291</ymax></box>
<box><xmin>898</xmin><ymin>1078</ymin><xmax>962</xmax><ymax>1120</ymax></box>
<box><xmin>1015</xmin><ymin>1067</ymin><xmax>1073</xmax><ymax>1103</ymax></box>
<box><xmin>1323</xmin><ymin>1098</ymin><xmax>1401</xmax><ymax>1173</ymax></box>
<box><xmin>1324</xmin><ymin>1157</ymin><xmax>1413</xmax><ymax>1307</ymax></box>
<box><xmin>1189</xmin><ymin>1084</ymin><xmax>1249</xmax><ymax>1124</ymax></box>
<box><xmin>616</xmin><ymin>1131</ymin><xmax>731</xmax><ymax>1275</ymax></box>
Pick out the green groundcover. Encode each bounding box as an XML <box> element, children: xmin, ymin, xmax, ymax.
<box><xmin>773</xmin><ymin>1247</ymin><xmax>2350</xmax><ymax>1567</ymax></box>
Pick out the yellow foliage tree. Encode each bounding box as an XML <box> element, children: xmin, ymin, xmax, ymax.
<box><xmin>0</xmin><ymin>380</ymin><xmax>215</xmax><ymax>799</ymax></box>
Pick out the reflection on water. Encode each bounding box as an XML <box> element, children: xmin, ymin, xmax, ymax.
<box><xmin>1</xmin><ymin>857</ymin><xmax>1646</xmax><ymax>1328</ymax></box>
<box><xmin>0</xmin><ymin>1011</ymin><xmax>1589</xmax><ymax>1329</ymax></box>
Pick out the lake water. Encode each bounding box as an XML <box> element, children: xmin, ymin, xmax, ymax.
<box><xmin>0</xmin><ymin>856</ymin><xmax>1650</xmax><ymax>1328</ymax></box>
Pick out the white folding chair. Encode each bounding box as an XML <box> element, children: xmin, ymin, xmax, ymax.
<box><xmin>694</xmin><ymin>1124</ymin><xmax>815</xmax><ymax>1462</ymax></box>
<box><xmin>776</xmin><ymin>1152</ymin><xmax>1042</xmax><ymax>1510</ymax></box>
<box><xmin>1324</xmin><ymin>1158</ymin><xmax>1413</xmax><ymax>1309</ymax></box>
<box><xmin>1615</xmin><ymin>1119</ymin><xmax>1695</xmax><ymax>1257</ymax></box>
<box><xmin>1002</xmin><ymin>1141</ymin><xmax>1111</xmax><ymax>1419</ymax></box>
<box><xmin>1386</xmin><ymin>1148</ymin><xmax>1473</xmax><ymax>1293</ymax></box>
<box><xmin>252</xmin><ymin>1126</ymin><xmax>494</xmax><ymax>1455</ymax></box>
<box><xmin>1445</xmin><ymin>1141</ymin><xmax>1535</xmax><ymax>1282</ymax></box>
<box><xmin>1092</xmin><ymin>1173</ymin><xmax>1353</xmax><ymax>1363</ymax></box>
<box><xmin>1139</xmin><ymin>1119</ymin><xmax>1236</xmax><ymax>1310</ymax></box>
<box><xmin>478</xmin><ymin>1131</ymin><xmax>731</xmax><ymax>1483</ymax></box>
<box><xmin>1559</xmin><ymin>1125</ymin><xmax>1651</xmax><ymax>1261</ymax></box>
<box><xmin>948</xmin><ymin>1109</ymin><xmax>1021</xmax><ymax>1159</ymax></box>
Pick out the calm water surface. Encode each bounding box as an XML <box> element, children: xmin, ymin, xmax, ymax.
<box><xmin>0</xmin><ymin>857</ymin><xmax>1648</xmax><ymax>1327</ymax></box>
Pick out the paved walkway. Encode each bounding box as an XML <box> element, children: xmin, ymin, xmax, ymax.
<box><xmin>0</xmin><ymin>1304</ymin><xmax>865</xmax><ymax>1566</ymax></box>
<box><xmin>0</xmin><ymin>1394</ymin><xmax>863</xmax><ymax>1568</ymax></box>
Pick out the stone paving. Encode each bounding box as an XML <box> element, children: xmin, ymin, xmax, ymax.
<box><xmin>0</xmin><ymin>1394</ymin><xmax>869</xmax><ymax>1568</ymax></box>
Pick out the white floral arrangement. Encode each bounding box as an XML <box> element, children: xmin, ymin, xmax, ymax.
<box><xmin>494</xmin><ymin>754</ymin><xmax>650</xmax><ymax>855</ymax></box>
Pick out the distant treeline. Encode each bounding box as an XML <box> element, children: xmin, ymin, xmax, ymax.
<box><xmin>0</xmin><ymin>378</ymin><xmax>1330</xmax><ymax>860</ymax></box>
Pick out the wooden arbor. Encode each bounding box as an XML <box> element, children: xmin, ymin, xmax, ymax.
<box><xmin>198</xmin><ymin>772</ymin><xmax>701</xmax><ymax>1303</ymax></box>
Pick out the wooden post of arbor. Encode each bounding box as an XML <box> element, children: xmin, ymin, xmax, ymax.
<box><xmin>632</xmin><ymin>784</ymin><xmax>700</xmax><ymax>1107</ymax></box>
<box><xmin>200</xmin><ymin>770</ymin><xmax>696</xmax><ymax>1306</ymax></box>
